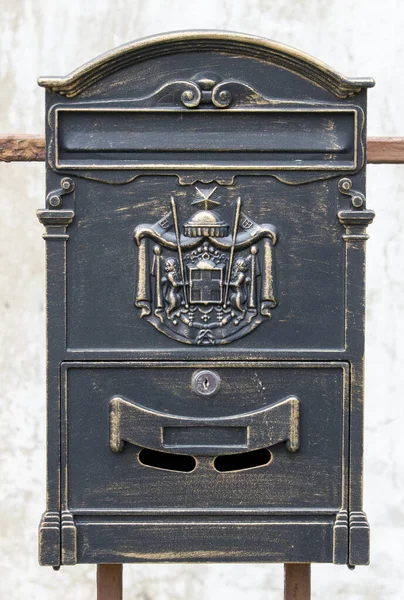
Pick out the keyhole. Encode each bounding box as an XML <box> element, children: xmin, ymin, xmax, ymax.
<box><xmin>192</xmin><ymin>370</ymin><xmax>221</xmax><ymax>397</ymax></box>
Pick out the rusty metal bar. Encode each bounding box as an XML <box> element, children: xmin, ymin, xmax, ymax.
<box><xmin>1</xmin><ymin>134</ymin><xmax>404</xmax><ymax>164</ymax></box>
<box><xmin>97</xmin><ymin>564</ymin><xmax>123</xmax><ymax>600</ymax></box>
<box><xmin>367</xmin><ymin>137</ymin><xmax>404</xmax><ymax>164</ymax></box>
<box><xmin>284</xmin><ymin>563</ymin><xmax>311</xmax><ymax>600</ymax></box>
<box><xmin>0</xmin><ymin>134</ymin><xmax>45</xmax><ymax>162</ymax></box>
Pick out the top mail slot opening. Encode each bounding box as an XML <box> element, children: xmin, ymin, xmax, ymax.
<box><xmin>54</xmin><ymin>107</ymin><xmax>359</xmax><ymax>171</ymax></box>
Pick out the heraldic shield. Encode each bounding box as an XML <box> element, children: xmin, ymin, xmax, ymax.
<box><xmin>134</xmin><ymin>186</ymin><xmax>277</xmax><ymax>345</ymax></box>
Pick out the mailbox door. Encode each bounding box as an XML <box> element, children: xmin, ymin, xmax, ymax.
<box><xmin>60</xmin><ymin>361</ymin><xmax>349</xmax><ymax>563</ymax></box>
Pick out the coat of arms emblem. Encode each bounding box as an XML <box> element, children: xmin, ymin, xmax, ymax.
<box><xmin>134</xmin><ymin>187</ymin><xmax>277</xmax><ymax>345</ymax></box>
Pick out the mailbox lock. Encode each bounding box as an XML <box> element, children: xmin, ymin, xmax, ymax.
<box><xmin>192</xmin><ymin>370</ymin><xmax>221</xmax><ymax>397</ymax></box>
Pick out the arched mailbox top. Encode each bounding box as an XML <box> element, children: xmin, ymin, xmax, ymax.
<box><xmin>38</xmin><ymin>29</ymin><xmax>374</xmax><ymax>99</ymax></box>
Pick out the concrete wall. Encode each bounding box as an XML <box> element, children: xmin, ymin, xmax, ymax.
<box><xmin>1</xmin><ymin>1</ymin><xmax>403</xmax><ymax>598</ymax></box>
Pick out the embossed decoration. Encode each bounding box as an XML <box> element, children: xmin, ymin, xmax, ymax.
<box><xmin>134</xmin><ymin>187</ymin><xmax>277</xmax><ymax>345</ymax></box>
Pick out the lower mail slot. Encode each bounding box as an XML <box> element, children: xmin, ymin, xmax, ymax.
<box><xmin>61</xmin><ymin>360</ymin><xmax>349</xmax><ymax>514</ymax></box>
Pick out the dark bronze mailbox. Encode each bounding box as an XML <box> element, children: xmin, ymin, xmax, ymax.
<box><xmin>37</xmin><ymin>31</ymin><xmax>375</xmax><ymax>568</ymax></box>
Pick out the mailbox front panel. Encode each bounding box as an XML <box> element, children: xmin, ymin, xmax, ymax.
<box><xmin>37</xmin><ymin>31</ymin><xmax>374</xmax><ymax>568</ymax></box>
<box><xmin>64</xmin><ymin>175</ymin><xmax>347</xmax><ymax>352</ymax></box>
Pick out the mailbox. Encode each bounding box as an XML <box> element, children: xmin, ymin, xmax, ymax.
<box><xmin>37</xmin><ymin>31</ymin><xmax>375</xmax><ymax>568</ymax></box>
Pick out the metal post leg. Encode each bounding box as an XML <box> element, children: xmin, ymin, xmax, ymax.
<box><xmin>284</xmin><ymin>563</ymin><xmax>311</xmax><ymax>600</ymax></box>
<box><xmin>97</xmin><ymin>564</ymin><xmax>123</xmax><ymax>600</ymax></box>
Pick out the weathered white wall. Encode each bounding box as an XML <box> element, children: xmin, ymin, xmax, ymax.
<box><xmin>1</xmin><ymin>1</ymin><xmax>403</xmax><ymax>598</ymax></box>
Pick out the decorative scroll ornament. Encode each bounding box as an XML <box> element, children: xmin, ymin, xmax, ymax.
<box><xmin>179</xmin><ymin>72</ymin><xmax>233</xmax><ymax>108</ymax></box>
<box><xmin>134</xmin><ymin>187</ymin><xmax>277</xmax><ymax>345</ymax></box>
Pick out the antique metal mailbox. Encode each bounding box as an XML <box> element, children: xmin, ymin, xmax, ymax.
<box><xmin>37</xmin><ymin>31</ymin><xmax>375</xmax><ymax>568</ymax></box>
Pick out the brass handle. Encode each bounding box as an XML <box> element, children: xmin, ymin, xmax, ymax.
<box><xmin>110</xmin><ymin>395</ymin><xmax>299</xmax><ymax>456</ymax></box>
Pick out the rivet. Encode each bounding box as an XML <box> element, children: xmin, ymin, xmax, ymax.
<box><xmin>49</xmin><ymin>195</ymin><xmax>61</xmax><ymax>207</ymax></box>
<box><xmin>61</xmin><ymin>178</ymin><xmax>71</xmax><ymax>190</ymax></box>
<box><xmin>352</xmin><ymin>195</ymin><xmax>364</xmax><ymax>208</ymax></box>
